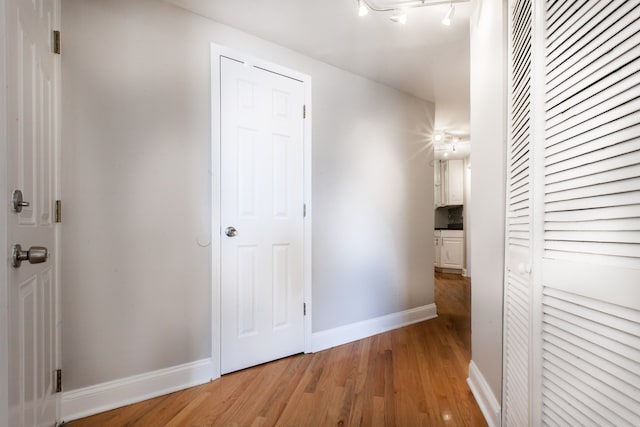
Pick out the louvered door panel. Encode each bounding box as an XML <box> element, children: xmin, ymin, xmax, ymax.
<box><xmin>504</xmin><ymin>0</ymin><xmax>533</xmax><ymax>425</ymax></box>
<box><xmin>541</xmin><ymin>288</ymin><xmax>640</xmax><ymax>426</ymax></box>
<box><xmin>541</xmin><ymin>0</ymin><xmax>640</xmax><ymax>424</ymax></box>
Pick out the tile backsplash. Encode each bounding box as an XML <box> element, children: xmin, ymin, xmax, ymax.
<box><xmin>435</xmin><ymin>206</ymin><xmax>464</xmax><ymax>229</ymax></box>
<box><xmin>448</xmin><ymin>206</ymin><xmax>463</xmax><ymax>227</ymax></box>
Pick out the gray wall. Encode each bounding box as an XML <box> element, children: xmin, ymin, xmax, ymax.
<box><xmin>62</xmin><ymin>0</ymin><xmax>435</xmax><ymax>391</ymax></box>
<box><xmin>469</xmin><ymin>0</ymin><xmax>507</xmax><ymax>401</ymax></box>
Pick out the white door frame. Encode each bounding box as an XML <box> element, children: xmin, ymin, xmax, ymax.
<box><xmin>210</xmin><ymin>44</ymin><xmax>313</xmax><ymax>379</ymax></box>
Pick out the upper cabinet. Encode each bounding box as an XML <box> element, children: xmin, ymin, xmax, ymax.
<box><xmin>435</xmin><ymin>159</ymin><xmax>464</xmax><ymax>207</ymax></box>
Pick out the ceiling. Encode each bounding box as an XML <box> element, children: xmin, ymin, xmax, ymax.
<box><xmin>166</xmin><ymin>0</ymin><xmax>471</xmax><ymax>135</ymax></box>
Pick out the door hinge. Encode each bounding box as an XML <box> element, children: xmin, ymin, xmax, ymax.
<box><xmin>303</xmin><ymin>105</ymin><xmax>307</xmax><ymax>119</ymax></box>
<box><xmin>53</xmin><ymin>30</ymin><xmax>61</xmax><ymax>54</ymax></box>
<box><xmin>55</xmin><ymin>200</ymin><xmax>62</xmax><ymax>223</ymax></box>
<box><xmin>55</xmin><ymin>369</ymin><xmax>62</xmax><ymax>393</ymax></box>
<box><xmin>303</xmin><ymin>303</ymin><xmax>306</xmax><ymax>316</ymax></box>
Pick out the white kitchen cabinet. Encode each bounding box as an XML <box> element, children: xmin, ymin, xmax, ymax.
<box><xmin>434</xmin><ymin>159</ymin><xmax>464</xmax><ymax>207</ymax></box>
<box><xmin>442</xmin><ymin>159</ymin><xmax>464</xmax><ymax>205</ymax></box>
<box><xmin>434</xmin><ymin>230</ymin><xmax>464</xmax><ymax>271</ymax></box>
<box><xmin>441</xmin><ymin>236</ymin><xmax>464</xmax><ymax>269</ymax></box>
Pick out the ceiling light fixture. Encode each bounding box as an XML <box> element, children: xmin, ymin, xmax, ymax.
<box><xmin>442</xmin><ymin>3</ymin><xmax>455</xmax><ymax>26</ymax></box>
<box><xmin>358</xmin><ymin>0</ymin><xmax>369</xmax><ymax>17</ymax></box>
<box><xmin>434</xmin><ymin>133</ymin><xmax>443</xmax><ymax>142</ymax></box>
<box><xmin>355</xmin><ymin>0</ymin><xmax>468</xmax><ymax>24</ymax></box>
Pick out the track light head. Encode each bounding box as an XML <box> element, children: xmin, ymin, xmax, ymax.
<box><xmin>390</xmin><ymin>10</ymin><xmax>407</xmax><ymax>24</ymax></box>
<box><xmin>358</xmin><ymin>0</ymin><xmax>369</xmax><ymax>17</ymax></box>
<box><xmin>442</xmin><ymin>4</ymin><xmax>455</xmax><ymax>26</ymax></box>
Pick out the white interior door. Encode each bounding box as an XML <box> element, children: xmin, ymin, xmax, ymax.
<box><xmin>6</xmin><ymin>0</ymin><xmax>60</xmax><ymax>426</ymax></box>
<box><xmin>538</xmin><ymin>1</ymin><xmax>640</xmax><ymax>424</ymax></box>
<box><xmin>503</xmin><ymin>0</ymin><xmax>533</xmax><ymax>424</ymax></box>
<box><xmin>503</xmin><ymin>0</ymin><xmax>640</xmax><ymax>425</ymax></box>
<box><xmin>220</xmin><ymin>56</ymin><xmax>305</xmax><ymax>375</ymax></box>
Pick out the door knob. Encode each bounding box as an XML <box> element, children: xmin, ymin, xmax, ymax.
<box><xmin>12</xmin><ymin>244</ymin><xmax>48</xmax><ymax>268</ymax></box>
<box><xmin>11</xmin><ymin>190</ymin><xmax>30</xmax><ymax>213</ymax></box>
<box><xmin>225</xmin><ymin>227</ymin><xmax>238</xmax><ymax>237</ymax></box>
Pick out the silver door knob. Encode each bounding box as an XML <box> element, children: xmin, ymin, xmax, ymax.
<box><xmin>12</xmin><ymin>244</ymin><xmax>48</xmax><ymax>268</ymax></box>
<box><xmin>12</xmin><ymin>189</ymin><xmax>30</xmax><ymax>213</ymax></box>
<box><xmin>225</xmin><ymin>226</ymin><xmax>238</xmax><ymax>237</ymax></box>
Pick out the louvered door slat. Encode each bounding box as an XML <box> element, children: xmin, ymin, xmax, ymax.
<box><xmin>543</xmin><ymin>373</ymin><xmax>613</xmax><ymax>425</ymax></box>
<box><xmin>543</xmin><ymin>323</ymin><xmax>640</xmax><ymax>377</ymax></box>
<box><xmin>543</xmin><ymin>388</ymin><xmax>602</xmax><ymax>427</ymax></box>
<box><xmin>547</xmin><ymin>0</ymin><xmax>592</xmax><ymax>37</ymax></box>
<box><xmin>542</xmin><ymin>366</ymin><xmax>634</xmax><ymax>426</ymax></box>
<box><xmin>512</xmin><ymin>100</ymin><xmax>530</xmax><ymax>138</ymax></box>
<box><xmin>548</xmin><ymin>2</ymin><xmax>640</xmax><ymax>88</ymax></box>
<box><xmin>545</xmin><ymin>230</ymin><xmax>640</xmax><ymax>244</ymax></box>
<box><xmin>545</xmin><ymin>0</ymin><xmax>584</xmax><ymax>39</ymax></box>
<box><xmin>545</xmin><ymin>205</ymin><xmax>640</xmax><ymax>222</ymax></box>
<box><xmin>546</xmin><ymin>177</ymin><xmax>640</xmax><ymax>204</ymax></box>
<box><xmin>546</xmin><ymin>135</ymin><xmax>640</xmax><ymax>174</ymax></box>
<box><xmin>546</xmin><ymin>38</ymin><xmax>640</xmax><ymax>106</ymax></box>
<box><xmin>545</xmin><ymin>240</ymin><xmax>640</xmax><ymax>258</ymax></box>
<box><xmin>545</xmin><ymin>217</ymin><xmax>640</xmax><ymax>231</ymax></box>
<box><xmin>546</xmin><ymin>85</ymin><xmax>640</xmax><ymax>139</ymax></box>
<box><xmin>546</xmin><ymin>0</ymin><xmax>618</xmax><ymax>65</ymax></box>
<box><xmin>542</xmin><ymin>313</ymin><xmax>640</xmax><ymax>363</ymax></box>
<box><xmin>545</xmin><ymin>164</ymin><xmax>640</xmax><ymax>195</ymax></box>
<box><xmin>544</xmin><ymin>335</ymin><xmax>640</xmax><ymax>398</ymax></box>
<box><xmin>546</xmin><ymin>191</ymin><xmax>640</xmax><ymax>212</ymax></box>
<box><xmin>545</xmin><ymin>349</ymin><xmax>639</xmax><ymax>424</ymax></box>
<box><xmin>546</xmin><ymin>80</ymin><xmax>639</xmax><ymax>130</ymax></box>
<box><xmin>545</xmin><ymin>95</ymin><xmax>640</xmax><ymax>146</ymax></box>
<box><xmin>546</xmin><ymin>114</ymin><xmax>640</xmax><ymax>158</ymax></box>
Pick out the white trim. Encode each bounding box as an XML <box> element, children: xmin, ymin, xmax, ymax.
<box><xmin>467</xmin><ymin>360</ymin><xmax>501</xmax><ymax>427</ymax></box>
<box><xmin>210</xmin><ymin>44</ymin><xmax>313</xmax><ymax>377</ymax></box>
<box><xmin>311</xmin><ymin>304</ymin><xmax>437</xmax><ymax>353</ymax></box>
<box><xmin>60</xmin><ymin>358</ymin><xmax>214</xmax><ymax>423</ymax></box>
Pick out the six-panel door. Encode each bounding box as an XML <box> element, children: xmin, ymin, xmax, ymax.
<box><xmin>220</xmin><ymin>57</ymin><xmax>305</xmax><ymax>374</ymax></box>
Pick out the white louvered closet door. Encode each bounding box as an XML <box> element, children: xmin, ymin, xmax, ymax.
<box><xmin>540</xmin><ymin>1</ymin><xmax>640</xmax><ymax>425</ymax></box>
<box><xmin>503</xmin><ymin>0</ymin><xmax>533</xmax><ymax>425</ymax></box>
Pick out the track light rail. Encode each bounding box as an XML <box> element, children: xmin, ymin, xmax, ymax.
<box><xmin>360</xmin><ymin>0</ymin><xmax>469</xmax><ymax>13</ymax></box>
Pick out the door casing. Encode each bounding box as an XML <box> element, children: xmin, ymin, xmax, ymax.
<box><xmin>210</xmin><ymin>44</ymin><xmax>313</xmax><ymax>379</ymax></box>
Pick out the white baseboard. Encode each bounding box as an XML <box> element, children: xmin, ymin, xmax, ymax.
<box><xmin>467</xmin><ymin>360</ymin><xmax>501</xmax><ymax>427</ymax></box>
<box><xmin>61</xmin><ymin>358</ymin><xmax>214</xmax><ymax>423</ymax></box>
<box><xmin>311</xmin><ymin>304</ymin><xmax>437</xmax><ymax>353</ymax></box>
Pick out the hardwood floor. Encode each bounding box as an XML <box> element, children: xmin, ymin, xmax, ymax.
<box><xmin>68</xmin><ymin>273</ymin><xmax>486</xmax><ymax>426</ymax></box>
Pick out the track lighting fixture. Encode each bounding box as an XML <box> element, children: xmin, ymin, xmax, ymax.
<box><xmin>355</xmin><ymin>0</ymin><xmax>467</xmax><ymax>25</ymax></box>
<box><xmin>442</xmin><ymin>3</ymin><xmax>455</xmax><ymax>26</ymax></box>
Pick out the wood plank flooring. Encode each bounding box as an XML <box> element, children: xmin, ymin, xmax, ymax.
<box><xmin>68</xmin><ymin>273</ymin><xmax>487</xmax><ymax>426</ymax></box>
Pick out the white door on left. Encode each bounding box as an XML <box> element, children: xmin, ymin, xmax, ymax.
<box><xmin>6</xmin><ymin>0</ymin><xmax>60</xmax><ymax>425</ymax></box>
